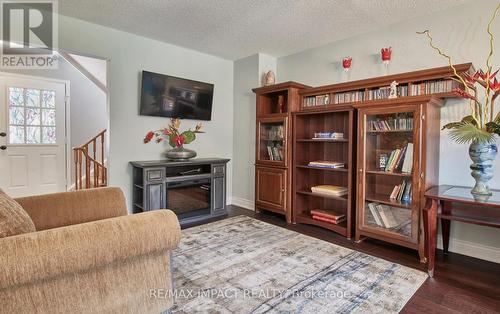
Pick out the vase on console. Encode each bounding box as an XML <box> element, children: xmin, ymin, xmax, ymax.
<box><xmin>165</xmin><ymin>146</ymin><xmax>197</xmax><ymax>161</ymax></box>
<box><xmin>469</xmin><ymin>141</ymin><xmax>497</xmax><ymax>199</ymax></box>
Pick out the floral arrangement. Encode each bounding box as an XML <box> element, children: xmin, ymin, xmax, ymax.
<box><xmin>143</xmin><ymin>118</ymin><xmax>203</xmax><ymax>148</ymax></box>
<box><xmin>418</xmin><ymin>3</ymin><xmax>500</xmax><ymax>144</ymax></box>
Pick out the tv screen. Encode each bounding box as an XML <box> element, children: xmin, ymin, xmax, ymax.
<box><xmin>140</xmin><ymin>71</ymin><xmax>213</xmax><ymax>121</ymax></box>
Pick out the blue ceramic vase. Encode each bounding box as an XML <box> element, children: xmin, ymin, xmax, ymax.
<box><xmin>469</xmin><ymin>141</ymin><xmax>498</xmax><ymax>196</ymax></box>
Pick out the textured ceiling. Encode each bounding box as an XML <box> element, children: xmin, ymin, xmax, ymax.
<box><xmin>59</xmin><ymin>0</ymin><xmax>472</xmax><ymax>60</ymax></box>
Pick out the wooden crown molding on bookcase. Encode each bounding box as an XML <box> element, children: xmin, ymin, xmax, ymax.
<box><xmin>299</xmin><ymin>63</ymin><xmax>474</xmax><ymax>96</ymax></box>
<box><xmin>252</xmin><ymin>81</ymin><xmax>311</xmax><ymax>94</ymax></box>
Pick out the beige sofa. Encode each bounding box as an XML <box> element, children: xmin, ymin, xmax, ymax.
<box><xmin>0</xmin><ymin>187</ymin><xmax>181</xmax><ymax>314</ymax></box>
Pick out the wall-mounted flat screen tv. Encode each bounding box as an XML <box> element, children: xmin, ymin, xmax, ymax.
<box><xmin>140</xmin><ymin>71</ymin><xmax>213</xmax><ymax>121</ymax></box>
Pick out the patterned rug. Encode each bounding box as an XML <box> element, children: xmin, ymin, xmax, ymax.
<box><xmin>171</xmin><ymin>216</ymin><xmax>427</xmax><ymax>313</ymax></box>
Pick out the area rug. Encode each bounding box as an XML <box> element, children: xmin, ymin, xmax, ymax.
<box><xmin>171</xmin><ymin>216</ymin><xmax>427</xmax><ymax>313</ymax></box>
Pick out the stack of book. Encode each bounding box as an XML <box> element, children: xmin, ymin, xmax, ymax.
<box><xmin>389</xmin><ymin>180</ymin><xmax>412</xmax><ymax>204</ymax></box>
<box><xmin>310</xmin><ymin>209</ymin><xmax>346</xmax><ymax>225</ymax></box>
<box><xmin>310</xmin><ymin>185</ymin><xmax>348</xmax><ymax>197</ymax></box>
<box><xmin>382</xmin><ymin>143</ymin><xmax>413</xmax><ymax>173</ymax></box>
<box><xmin>410</xmin><ymin>79</ymin><xmax>459</xmax><ymax>96</ymax></box>
<box><xmin>266</xmin><ymin>144</ymin><xmax>283</xmax><ymax>161</ymax></box>
<box><xmin>308</xmin><ymin>161</ymin><xmax>345</xmax><ymax>169</ymax></box>
<box><xmin>312</xmin><ymin>132</ymin><xmax>344</xmax><ymax>140</ymax></box>
<box><xmin>366</xmin><ymin>203</ymin><xmax>410</xmax><ymax>229</ymax></box>
<box><xmin>369</xmin><ymin>115</ymin><xmax>413</xmax><ymax>131</ymax></box>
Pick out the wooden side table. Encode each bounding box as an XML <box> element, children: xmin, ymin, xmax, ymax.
<box><xmin>423</xmin><ymin>185</ymin><xmax>500</xmax><ymax>277</ymax></box>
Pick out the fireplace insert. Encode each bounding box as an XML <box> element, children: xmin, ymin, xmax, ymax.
<box><xmin>166</xmin><ymin>178</ymin><xmax>211</xmax><ymax>219</ymax></box>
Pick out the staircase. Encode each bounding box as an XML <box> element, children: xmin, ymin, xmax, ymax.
<box><xmin>73</xmin><ymin>129</ymin><xmax>107</xmax><ymax>190</ymax></box>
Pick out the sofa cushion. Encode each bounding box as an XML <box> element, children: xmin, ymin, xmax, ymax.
<box><xmin>0</xmin><ymin>189</ymin><xmax>36</xmax><ymax>238</ymax></box>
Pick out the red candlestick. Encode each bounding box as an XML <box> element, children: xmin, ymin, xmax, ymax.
<box><xmin>381</xmin><ymin>47</ymin><xmax>392</xmax><ymax>65</ymax></box>
<box><xmin>342</xmin><ymin>57</ymin><xmax>352</xmax><ymax>72</ymax></box>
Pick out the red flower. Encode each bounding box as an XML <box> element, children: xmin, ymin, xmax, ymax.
<box><xmin>452</xmin><ymin>88</ymin><xmax>476</xmax><ymax>100</ymax></box>
<box><xmin>163</xmin><ymin>128</ymin><xmax>172</xmax><ymax>135</ymax></box>
<box><xmin>464</xmin><ymin>71</ymin><xmax>480</xmax><ymax>84</ymax></box>
<box><xmin>489</xmin><ymin>78</ymin><xmax>500</xmax><ymax>91</ymax></box>
<box><xmin>143</xmin><ymin>131</ymin><xmax>155</xmax><ymax>143</ymax></box>
<box><xmin>478</xmin><ymin>69</ymin><xmax>499</xmax><ymax>81</ymax></box>
<box><xmin>173</xmin><ymin>135</ymin><xmax>185</xmax><ymax>148</ymax></box>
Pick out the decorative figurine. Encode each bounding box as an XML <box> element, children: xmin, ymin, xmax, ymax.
<box><xmin>388</xmin><ymin>81</ymin><xmax>398</xmax><ymax>98</ymax></box>
<box><xmin>264</xmin><ymin>70</ymin><xmax>276</xmax><ymax>86</ymax></box>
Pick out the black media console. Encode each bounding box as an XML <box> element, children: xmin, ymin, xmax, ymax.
<box><xmin>130</xmin><ymin>158</ymin><xmax>230</xmax><ymax>226</ymax></box>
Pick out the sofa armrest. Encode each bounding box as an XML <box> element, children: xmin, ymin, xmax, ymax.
<box><xmin>0</xmin><ymin>210</ymin><xmax>181</xmax><ymax>289</ymax></box>
<box><xmin>15</xmin><ymin>187</ymin><xmax>128</xmax><ymax>230</ymax></box>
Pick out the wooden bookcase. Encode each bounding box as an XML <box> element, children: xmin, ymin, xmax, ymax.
<box><xmin>354</xmin><ymin>97</ymin><xmax>443</xmax><ymax>261</ymax></box>
<box><xmin>292</xmin><ymin>108</ymin><xmax>355</xmax><ymax>238</ymax></box>
<box><xmin>288</xmin><ymin>63</ymin><xmax>473</xmax><ymax>256</ymax></box>
<box><xmin>252</xmin><ymin>82</ymin><xmax>310</xmax><ymax>223</ymax></box>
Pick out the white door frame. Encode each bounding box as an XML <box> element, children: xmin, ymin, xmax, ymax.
<box><xmin>0</xmin><ymin>72</ymin><xmax>71</xmax><ymax>191</ymax></box>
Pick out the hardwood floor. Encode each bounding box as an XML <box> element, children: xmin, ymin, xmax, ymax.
<box><xmin>184</xmin><ymin>205</ymin><xmax>500</xmax><ymax>313</ymax></box>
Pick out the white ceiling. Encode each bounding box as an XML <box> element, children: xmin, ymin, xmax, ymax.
<box><xmin>59</xmin><ymin>0</ymin><xmax>471</xmax><ymax>60</ymax></box>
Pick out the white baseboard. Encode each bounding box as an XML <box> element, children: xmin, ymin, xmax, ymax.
<box><xmin>230</xmin><ymin>196</ymin><xmax>254</xmax><ymax>211</ymax></box>
<box><xmin>227</xmin><ymin>196</ymin><xmax>500</xmax><ymax>263</ymax></box>
<box><xmin>436</xmin><ymin>234</ymin><xmax>500</xmax><ymax>264</ymax></box>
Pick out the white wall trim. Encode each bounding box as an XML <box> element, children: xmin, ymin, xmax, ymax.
<box><xmin>230</xmin><ymin>196</ymin><xmax>254</xmax><ymax>210</ymax></box>
<box><xmin>436</xmin><ymin>235</ymin><xmax>500</xmax><ymax>264</ymax></box>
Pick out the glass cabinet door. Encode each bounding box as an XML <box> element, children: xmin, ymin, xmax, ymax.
<box><xmin>257</xmin><ymin>116</ymin><xmax>288</xmax><ymax>166</ymax></box>
<box><xmin>358</xmin><ymin>106</ymin><xmax>421</xmax><ymax>243</ymax></box>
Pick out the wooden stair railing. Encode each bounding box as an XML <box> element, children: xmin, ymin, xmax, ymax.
<box><xmin>73</xmin><ymin>129</ymin><xmax>107</xmax><ymax>190</ymax></box>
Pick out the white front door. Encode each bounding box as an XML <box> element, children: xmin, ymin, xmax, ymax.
<box><xmin>0</xmin><ymin>75</ymin><xmax>67</xmax><ymax>197</ymax></box>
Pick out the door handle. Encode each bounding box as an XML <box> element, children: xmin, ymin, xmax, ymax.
<box><xmin>0</xmin><ymin>145</ymin><xmax>6</xmax><ymax>150</ymax></box>
<box><xmin>0</xmin><ymin>132</ymin><xmax>6</xmax><ymax>137</ymax></box>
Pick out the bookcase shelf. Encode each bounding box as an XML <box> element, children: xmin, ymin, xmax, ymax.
<box><xmin>365</xmin><ymin>170</ymin><xmax>412</xmax><ymax>177</ymax></box>
<box><xmin>296</xmin><ymin>138</ymin><xmax>349</xmax><ymax>142</ymax></box>
<box><xmin>296</xmin><ymin>189</ymin><xmax>348</xmax><ymax>202</ymax></box>
<box><xmin>293</xmin><ymin>108</ymin><xmax>354</xmax><ymax>238</ymax></box>
<box><xmin>296</xmin><ymin>165</ymin><xmax>349</xmax><ymax>172</ymax></box>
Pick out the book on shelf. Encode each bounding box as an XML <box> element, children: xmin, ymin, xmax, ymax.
<box><xmin>401</xmin><ymin>143</ymin><xmax>413</xmax><ymax>174</ymax></box>
<box><xmin>265</xmin><ymin>125</ymin><xmax>284</xmax><ymax>140</ymax></box>
<box><xmin>303</xmin><ymin>94</ymin><xmax>330</xmax><ymax>107</ymax></box>
<box><xmin>266</xmin><ymin>144</ymin><xmax>283</xmax><ymax>161</ymax></box>
<box><xmin>366</xmin><ymin>202</ymin><xmax>410</xmax><ymax>229</ymax></box>
<box><xmin>367</xmin><ymin>203</ymin><xmax>384</xmax><ymax>226</ymax></box>
<box><xmin>334</xmin><ymin>90</ymin><xmax>365</xmax><ymax>104</ymax></box>
<box><xmin>376</xmin><ymin>204</ymin><xmax>400</xmax><ymax>228</ymax></box>
<box><xmin>311</xmin><ymin>214</ymin><xmax>346</xmax><ymax>225</ymax></box>
<box><xmin>369</xmin><ymin>114</ymin><xmax>413</xmax><ymax>131</ymax></box>
<box><xmin>313</xmin><ymin>132</ymin><xmax>344</xmax><ymax>139</ymax></box>
<box><xmin>410</xmin><ymin>79</ymin><xmax>459</xmax><ymax>96</ymax></box>
<box><xmin>381</xmin><ymin>143</ymin><xmax>412</xmax><ymax>173</ymax></box>
<box><xmin>310</xmin><ymin>185</ymin><xmax>348</xmax><ymax>196</ymax></box>
<box><xmin>308</xmin><ymin>161</ymin><xmax>345</xmax><ymax>168</ymax></box>
<box><xmin>389</xmin><ymin>180</ymin><xmax>412</xmax><ymax>204</ymax></box>
<box><xmin>310</xmin><ymin>209</ymin><xmax>346</xmax><ymax>221</ymax></box>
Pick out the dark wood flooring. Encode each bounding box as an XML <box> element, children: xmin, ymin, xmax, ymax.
<box><xmin>185</xmin><ymin>205</ymin><xmax>500</xmax><ymax>313</ymax></box>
